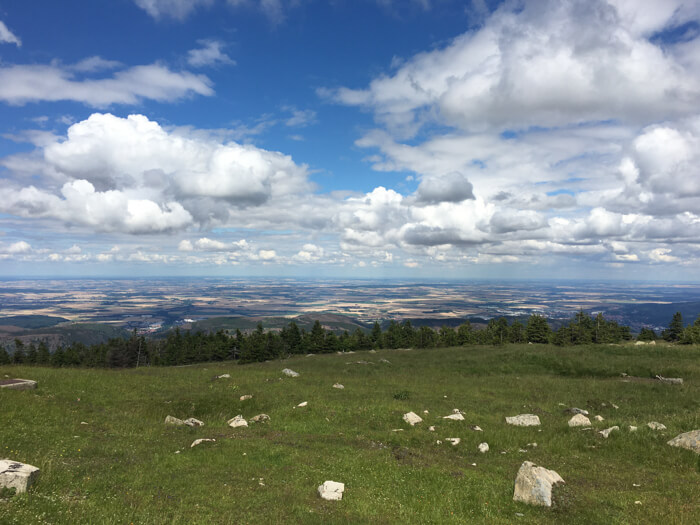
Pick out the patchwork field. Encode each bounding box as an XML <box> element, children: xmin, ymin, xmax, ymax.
<box><xmin>1</xmin><ymin>344</ymin><xmax>699</xmax><ymax>524</ymax></box>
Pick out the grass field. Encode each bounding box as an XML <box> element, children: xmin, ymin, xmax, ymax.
<box><xmin>1</xmin><ymin>343</ymin><xmax>699</xmax><ymax>524</ymax></box>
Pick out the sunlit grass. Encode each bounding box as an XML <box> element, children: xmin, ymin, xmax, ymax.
<box><xmin>1</xmin><ymin>343</ymin><xmax>699</xmax><ymax>523</ymax></box>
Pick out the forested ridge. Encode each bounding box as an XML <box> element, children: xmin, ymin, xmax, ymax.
<box><xmin>1</xmin><ymin>311</ymin><xmax>697</xmax><ymax>369</ymax></box>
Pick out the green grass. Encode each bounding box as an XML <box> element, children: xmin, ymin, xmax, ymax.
<box><xmin>1</xmin><ymin>343</ymin><xmax>699</xmax><ymax>524</ymax></box>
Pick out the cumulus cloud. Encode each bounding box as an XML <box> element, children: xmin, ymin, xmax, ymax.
<box><xmin>0</xmin><ymin>20</ymin><xmax>21</xmax><ymax>46</ymax></box>
<box><xmin>415</xmin><ymin>172</ymin><xmax>474</xmax><ymax>204</ymax></box>
<box><xmin>134</xmin><ymin>0</ymin><xmax>214</xmax><ymax>20</ymax></box>
<box><xmin>327</xmin><ymin>0</ymin><xmax>700</xmax><ymax>134</ymax></box>
<box><xmin>0</xmin><ymin>63</ymin><xmax>213</xmax><ymax>107</ymax></box>
<box><xmin>187</xmin><ymin>40</ymin><xmax>235</xmax><ymax>68</ymax></box>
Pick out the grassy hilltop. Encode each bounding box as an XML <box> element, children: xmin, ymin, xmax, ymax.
<box><xmin>1</xmin><ymin>344</ymin><xmax>699</xmax><ymax>524</ymax></box>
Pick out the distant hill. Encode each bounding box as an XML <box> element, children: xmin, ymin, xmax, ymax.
<box><xmin>185</xmin><ymin>313</ymin><xmax>369</xmax><ymax>334</ymax></box>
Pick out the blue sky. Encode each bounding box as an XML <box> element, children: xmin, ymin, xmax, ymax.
<box><xmin>1</xmin><ymin>0</ymin><xmax>700</xmax><ymax>280</ymax></box>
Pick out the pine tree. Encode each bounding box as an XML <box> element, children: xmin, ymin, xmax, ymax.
<box><xmin>664</xmin><ymin>312</ymin><xmax>684</xmax><ymax>342</ymax></box>
<box><xmin>526</xmin><ymin>314</ymin><xmax>551</xmax><ymax>343</ymax></box>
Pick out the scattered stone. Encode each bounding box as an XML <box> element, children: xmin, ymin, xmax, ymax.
<box><xmin>216</xmin><ymin>374</ymin><xmax>230</xmax><ymax>379</ymax></box>
<box><xmin>318</xmin><ymin>480</ymin><xmax>344</xmax><ymax>501</ymax></box>
<box><xmin>227</xmin><ymin>415</ymin><xmax>248</xmax><ymax>428</ymax></box>
<box><xmin>282</xmin><ymin>368</ymin><xmax>300</xmax><ymax>378</ymax></box>
<box><xmin>601</xmin><ymin>402</ymin><xmax>607</xmax><ymax>408</ymax></box>
<box><xmin>471</xmin><ymin>463</ymin><xmax>477</xmax><ymax>467</ymax></box>
<box><xmin>446</xmin><ymin>438</ymin><xmax>460</xmax><ymax>446</ymax></box>
<box><xmin>568</xmin><ymin>414</ymin><xmax>591</xmax><ymax>427</ymax></box>
<box><xmin>184</xmin><ymin>418</ymin><xmax>204</xmax><ymax>427</ymax></box>
<box><xmin>392</xmin><ymin>429</ymin><xmax>404</xmax><ymax>432</ymax></box>
<box><xmin>594</xmin><ymin>415</ymin><xmax>604</xmax><ymax>422</ymax></box>
<box><xmin>620</xmin><ymin>372</ymin><xmax>628</xmax><ymax>377</ymax></box>
<box><xmin>506</xmin><ymin>414</ymin><xmax>541</xmax><ymax>427</ymax></box>
<box><xmin>240</xmin><ymin>394</ymin><xmax>253</xmax><ymax>401</ymax></box>
<box><xmin>174</xmin><ymin>450</ymin><xmax>180</xmax><ymax>454</ymax></box>
<box><xmin>354</xmin><ymin>360</ymin><xmax>371</xmax><ymax>365</ymax></box>
<box><xmin>369</xmin><ymin>349</ymin><xmax>377</xmax><ymax>353</ymax></box>
<box><xmin>403</xmin><ymin>412</ymin><xmax>423</xmax><ymax>426</ymax></box>
<box><xmin>379</xmin><ymin>358</ymin><xmax>391</xmax><ymax>364</ymax></box>
<box><xmin>443</xmin><ymin>413</ymin><xmax>465</xmax><ymax>421</ymax></box>
<box><xmin>297</xmin><ymin>401</ymin><xmax>308</xmax><ymax>407</ymax></box>
<box><xmin>190</xmin><ymin>438</ymin><xmax>215</xmax><ymax>448</ymax></box>
<box><xmin>527</xmin><ymin>443</ymin><xmax>538</xmax><ymax>448</ymax></box>
<box><xmin>612</xmin><ymin>404</ymin><xmax>619</xmax><ymax>409</ymax></box>
<box><xmin>647</xmin><ymin>421</ymin><xmax>667</xmax><ymax>431</ymax></box>
<box><xmin>470</xmin><ymin>425</ymin><xmax>483</xmax><ymax>432</ymax></box>
<box><xmin>518</xmin><ymin>449</ymin><xmax>528</xmax><ymax>453</ymax></box>
<box><xmin>635</xmin><ymin>501</ymin><xmax>642</xmax><ymax>505</ymax></box>
<box><xmin>634</xmin><ymin>341</ymin><xmax>646</xmax><ymax>346</ymax></box>
<box><xmin>250</xmin><ymin>414</ymin><xmax>270</xmax><ymax>423</ymax></box>
<box><xmin>436</xmin><ymin>440</ymin><xmax>442</xmax><ymax>445</ymax></box>
<box><xmin>667</xmin><ymin>429</ymin><xmax>700</xmax><ymax>454</ymax></box>
<box><xmin>599</xmin><ymin>426</ymin><xmax>619</xmax><ymax>438</ymax></box>
<box><xmin>0</xmin><ymin>460</ymin><xmax>40</xmax><ymax>493</ymax></box>
<box><xmin>563</xmin><ymin>407</ymin><xmax>589</xmax><ymax>416</ymax></box>
<box><xmin>332</xmin><ymin>383</ymin><xmax>344</xmax><ymax>389</ymax></box>
<box><xmin>80</xmin><ymin>421</ymin><xmax>88</xmax><ymax>425</ymax></box>
<box><xmin>423</xmin><ymin>410</ymin><xmax>429</xmax><ymax>414</ymax></box>
<box><xmin>428</xmin><ymin>426</ymin><xmax>435</xmax><ymax>432</ymax></box>
<box><xmin>655</xmin><ymin>375</ymin><xmax>683</xmax><ymax>385</ymax></box>
<box><xmin>0</xmin><ymin>378</ymin><xmax>37</xmax><ymax>390</ymax></box>
<box><xmin>633</xmin><ymin>483</ymin><xmax>641</xmax><ymax>487</ymax></box>
<box><xmin>513</xmin><ymin>461</ymin><xmax>564</xmax><ymax>507</ymax></box>
<box><xmin>515</xmin><ymin>513</ymin><xmax>524</xmax><ymax>517</ymax></box>
<box><xmin>478</xmin><ymin>442</ymin><xmax>489</xmax><ymax>453</ymax></box>
<box><xmin>165</xmin><ymin>415</ymin><xmax>185</xmax><ymax>426</ymax></box>
<box><xmin>347</xmin><ymin>351</ymin><xmax>355</xmax><ymax>354</ymax></box>
<box><xmin>629</xmin><ymin>425</ymin><xmax>638</xmax><ymax>432</ymax></box>
<box><xmin>306</xmin><ymin>353</ymin><xmax>314</xmax><ymax>357</ymax></box>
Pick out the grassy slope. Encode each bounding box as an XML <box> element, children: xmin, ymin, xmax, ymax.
<box><xmin>1</xmin><ymin>344</ymin><xmax>699</xmax><ymax>524</ymax></box>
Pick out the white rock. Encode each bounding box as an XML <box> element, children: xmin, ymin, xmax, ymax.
<box><xmin>568</xmin><ymin>414</ymin><xmax>591</xmax><ymax>427</ymax></box>
<box><xmin>647</xmin><ymin>421</ymin><xmax>667</xmax><ymax>431</ymax></box>
<box><xmin>629</xmin><ymin>425</ymin><xmax>638</xmax><ymax>432</ymax></box>
<box><xmin>655</xmin><ymin>375</ymin><xmax>683</xmax><ymax>385</ymax></box>
<box><xmin>190</xmin><ymin>438</ymin><xmax>215</xmax><ymax>448</ymax></box>
<box><xmin>0</xmin><ymin>379</ymin><xmax>37</xmax><ymax>390</ymax></box>
<box><xmin>594</xmin><ymin>415</ymin><xmax>604</xmax><ymax>422</ymax></box>
<box><xmin>165</xmin><ymin>415</ymin><xmax>185</xmax><ymax>426</ymax></box>
<box><xmin>332</xmin><ymin>383</ymin><xmax>344</xmax><ymax>389</ymax></box>
<box><xmin>282</xmin><ymin>368</ymin><xmax>300</xmax><ymax>378</ymax></box>
<box><xmin>443</xmin><ymin>413</ymin><xmax>465</xmax><ymax>421</ymax></box>
<box><xmin>240</xmin><ymin>394</ymin><xmax>253</xmax><ymax>401</ymax></box>
<box><xmin>445</xmin><ymin>438</ymin><xmax>460</xmax><ymax>446</ymax></box>
<box><xmin>217</xmin><ymin>374</ymin><xmax>230</xmax><ymax>379</ymax></box>
<box><xmin>428</xmin><ymin>426</ymin><xmax>435</xmax><ymax>432</ymax></box>
<box><xmin>80</xmin><ymin>421</ymin><xmax>88</xmax><ymax>425</ymax></box>
<box><xmin>667</xmin><ymin>429</ymin><xmax>700</xmax><ymax>454</ymax></box>
<box><xmin>599</xmin><ymin>426</ymin><xmax>619</xmax><ymax>438</ymax></box>
<box><xmin>297</xmin><ymin>401</ymin><xmax>308</xmax><ymax>407</ymax></box>
<box><xmin>250</xmin><ymin>414</ymin><xmax>270</xmax><ymax>423</ymax></box>
<box><xmin>436</xmin><ymin>440</ymin><xmax>442</xmax><ymax>445</ymax></box>
<box><xmin>470</xmin><ymin>425</ymin><xmax>483</xmax><ymax>432</ymax></box>
<box><xmin>379</xmin><ymin>358</ymin><xmax>391</xmax><ymax>364</ymax></box>
<box><xmin>369</xmin><ymin>349</ymin><xmax>377</xmax><ymax>353</ymax></box>
<box><xmin>423</xmin><ymin>410</ymin><xmax>429</xmax><ymax>414</ymax></box>
<box><xmin>318</xmin><ymin>480</ymin><xmax>344</xmax><ymax>501</ymax></box>
<box><xmin>612</xmin><ymin>404</ymin><xmax>619</xmax><ymax>409</ymax></box>
<box><xmin>506</xmin><ymin>414</ymin><xmax>541</xmax><ymax>427</ymax></box>
<box><xmin>0</xmin><ymin>460</ymin><xmax>40</xmax><ymax>493</ymax></box>
<box><xmin>513</xmin><ymin>461</ymin><xmax>564</xmax><ymax>507</ymax></box>
<box><xmin>227</xmin><ymin>415</ymin><xmax>248</xmax><ymax>428</ymax></box>
<box><xmin>478</xmin><ymin>442</ymin><xmax>489</xmax><ymax>453</ymax></box>
<box><xmin>184</xmin><ymin>418</ymin><xmax>204</xmax><ymax>427</ymax></box>
<box><xmin>403</xmin><ymin>412</ymin><xmax>423</xmax><ymax>426</ymax></box>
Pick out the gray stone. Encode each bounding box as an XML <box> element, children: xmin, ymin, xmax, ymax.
<box><xmin>403</xmin><ymin>412</ymin><xmax>423</xmax><ymax>426</ymax></box>
<box><xmin>250</xmin><ymin>413</ymin><xmax>270</xmax><ymax>423</ymax></box>
<box><xmin>0</xmin><ymin>379</ymin><xmax>37</xmax><ymax>390</ymax></box>
<box><xmin>647</xmin><ymin>421</ymin><xmax>666</xmax><ymax>431</ymax></box>
<box><xmin>443</xmin><ymin>413</ymin><xmax>465</xmax><ymax>421</ymax></box>
<box><xmin>184</xmin><ymin>418</ymin><xmax>204</xmax><ymax>427</ymax></box>
<box><xmin>0</xmin><ymin>460</ymin><xmax>40</xmax><ymax>493</ymax></box>
<box><xmin>506</xmin><ymin>414</ymin><xmax>541</xmax><ymax>427</ymax></box>
<box><xmin>227</xmin><ymin>415</ymin><xmax>248</xmax><ymax>428</ymax></box>
<box><xmin>667</xmin><ymin>429</ymin><xmax>700</xmax><ymax>454</ymax></box>
<box><xmin>332</xmin><ymin>383</ymin><xmax>344</xmax><ymax>389</ymax></box>
<box><xmin>318</xmin><ymin>480</ymin><xmax>344</xmax><ymax>501</ymax></box>
<box><xmin>563</xmin><ymin>407</ymin><xmax>589</xmax><ymax>416</ymax></box>
<box><xmin>190</xmin><ymin>438</ymin><xmax>215</xmax><ymax>448</ymax></box>
<box><xmin>568</xmin><ymin>414</ymin><xmax>591</xmax><ymax>427</ymax></box>
<box><xmin>513</xmin><ymin>461</ymin><xmax>564</xmax><ymax>507</ymax></box>
<box><xmin>594</xmin><ymin>415</ymin><xmax>604</xmax><ymax>422</ymax></box>
<box><xmin>599</xmin><ymin>426</ymin><xmax>619</xmax><ymax>438</ymax></box>
<box><xmin>240</xmin><ymin>394</ymin><xmax>253</xmax><ymax>401</ymax></box>
<box><xmin>216</xmin><ymin>374</ymin><xmax>230</xmax><ymax>379</ymax></box>
<box><xmin>165</xmin><ymin>415</ymin><xmax>185</xmax><ymax>426</ymax></box>
<box><xmin>282</xmin><ymin>368</ymin><xmax>300</xmax><ymax>377</ymax></box>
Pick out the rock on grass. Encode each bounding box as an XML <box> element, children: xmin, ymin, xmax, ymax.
<box><xmin>513</xmin><ymin>461</ymin><xmax>564</xmax><ymax>507</ymax></box>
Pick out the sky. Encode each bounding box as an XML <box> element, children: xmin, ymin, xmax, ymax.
<box><xmin>1</xmin><ymin>0</ymin><xmax>700</xmax><ymax>280</ymax></box>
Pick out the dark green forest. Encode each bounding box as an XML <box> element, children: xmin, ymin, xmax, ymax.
<box><xmin>1</xmin><ymin>311</ymin><xmax>698</xmax><ymax>369</ymax></box>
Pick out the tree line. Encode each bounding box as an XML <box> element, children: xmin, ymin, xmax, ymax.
<box><xmin>0</xmin><ymin>311</ymin><xmax>694</xmax><ymax>368</ymax></box>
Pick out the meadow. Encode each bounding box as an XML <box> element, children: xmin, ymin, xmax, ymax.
<box><xmin>1</xmin><ymin>343</ymin><xmax>699</xmax><ymax>524</ymax></box>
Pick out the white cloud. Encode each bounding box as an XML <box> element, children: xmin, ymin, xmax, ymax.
<box><xmin>649</xmin><ymin>248</ymin><xmax>680</xmax><ymax>263</ymax></box>
<box><xmin>6</xmin><ymin>241</ymin><xmax>31</xmax><ymax>254</ymax></box>
<box><xmin>178</xmin><ymin>240</ymin><xmax>194</xmax><ymax>251</ymax></box>
<box><xmin>134</xmin><ymin>0</ymin><xmax>214</xmax><ymax>20</ymax></box>
<box><xmin>187</xmin><ymin>40</ymin><xmax>235</xmax><ymax>68</ymax></box>
<box><xmin>0</xmin><ymin>20</ymin><xmax>21</xmax><ymax>47</ymax></box>
<box><xmin>258</xmin><ymin>249</ymin><xmax>277</xmax><ymax>260</ymax></box>
<box><xmin>0</xmin><ymin>63</ymin><xmax>213</xmax><ymax>107</ymax></box>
